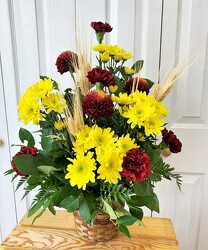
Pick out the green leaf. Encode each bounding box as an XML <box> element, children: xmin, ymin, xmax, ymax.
<box><xmin>31</xmin><ymin>197</ymin><xmax>52</xmax><ymax>224</ymax></box>
<box><xmin>127</xmin><ymin>195</ymin><xmax>153</xmax><ymax>207</ymax></box>
<box><xmin>41</xmin><ymin>129</ymin><xmax>53</xmax><ymax>151</ymax></box>
<box><xmin>146</xmin><ymin>193</ymin><xmax>160</xmax><ymax>213</ymax></box>
<box><xmin>27</xmin><ymin>175</ymin><xmax>43</xmax><ymax>185</ymax></box>
<box><xmin>35</xmin><ymin>152</ymin><xmax>55</xmax><ymax>167</ymax></box>
<box><xmin>143</xmin><ymin>78</ymin><xmax>155</xmax><ymax>89</ymax></box>
<box><xmin>131</xmin><ymin>60</ymin><xmax>144</xmax><ymax>73</ymax></box>
<box><xmin>115</xmin><ymin>207</ymin><xmax>130</xmax><ymax>218</ymax></box>
<box><xmin>79</xmin><ymin>197</ymin><xmax>91</xmax><ymax>222</ymax></box>
<box><xmin>28</xmin><ymin>196</ymin><xmax>49</xmax><ymax>217</ymax></box>
<box><xmin>53</xmin><ymin>186</ymin><xmax>75</xmax><ymax>206</ymax></box>
<box><xmin>13</xmin><ymin>155</ymin><xmax>40</xmax><ymax>175</ymax></box>
<box><xmin>19</xmin><ymin>128</ymin><xmax>35</xmax><ymax>147</ymax></box>
<box><xmin>102</xmin><ymin>199</ymin><xmax>117</xmax><ymax>220</ymax></box>
<box><xmin>118</xmin><ymin>224</ymin><xmax>130</xmax><ymax>238</ymax></box>
<box><xmin>145</xmin><ymin>145</ymin><xmax>161</xmax><ymax>164</ymax></box>
<box><xmin>60</xmin><ymin>195</ymin><xmax>79</xmax><ymax>212</ymax></box>
<box><xmin>37</xmin><ymin>165</ymin><xmax>58</xmax><ymax>175</ymax></box>
<box><xmin>133</xmin><ymin>181</ymin><xmax>154</xmax><ymax>196</ymax></box>
<box><xmin>116</xmin><ymin>215</ymin><xmax>137</xmax><ymax>226</ymax></box>
<box><xmin>129</xmin><ymin>206</ymin><xmax>143</xmax><ymax>220</ymax></box>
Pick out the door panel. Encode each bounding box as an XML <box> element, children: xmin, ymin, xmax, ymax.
<box><xmin>157</xmin><ymin>0</ymin><xmax>208</xmax><ymax>249</ymax></box>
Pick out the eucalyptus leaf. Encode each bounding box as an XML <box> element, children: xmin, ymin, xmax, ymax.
<box><xmin>126</xmin><ymin>195</ymin><xmax>153</xmax><ymax>207</ymax></box>
<box><xmin>133</xmin><ymin>181</ymin><xmax>154</xmax><ymax>196</ymax></box>
<box><xmin>19</xmin><ymin>128</ymin><xmax>35</xmax><ymax>147</ymax></box>
<box><xmin>129</xmin><ymin>206</ymin><xmax>143</xmax><ymax>220</ymax></box>
<box><xmin>60</xmin><ymin>195</ymin><xmax>79</xmax><ymax>212</ymax></box>
<box><xmin>116</xmin><ymin>215</ymin><xmax>138</xmax><ymax>226</ymax></box>
<box><xmin>37</xmin><ymin>165</ymin><xmax>58</xmax><ymax>175</ymax></box>
<box><xmin>102</xmin><ymin>199</ymin><xmax>117</xmax><ymax>220</ymax></box>
<box><xmin>13</xmin><ymin>155</ymin><xmax>40</xmax><ymax>175</ymax></box>
<box><xmin>118</xmin><ymin>224</ymin><xmax>130</xmax><ymax>238</ymax></box>
<box><xmin>146</xmin><ymin>193</ymin><xmax>160</xmax><ymax>213</ymax></box>
<box><xmin>79</xmin><ymin>197</ymin><xmax>91</xmax><ymax>222</ymax></box>
<box><xmin>143</xmin><ymin>78</ymin><xmax>155</xmax><ymax>88</ymax></box>
<box><xmin>131</xmin><ymin>60</ymin><xmax>144</xmax><ymax>73</ymax></box>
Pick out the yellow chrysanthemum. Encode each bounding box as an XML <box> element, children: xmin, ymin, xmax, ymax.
<box><xmin>54</xmin><ymin>120</ymin><xmax>66</xmax><ymax>131</ymax></box>
<box><xmin>100</xmin><ymin>52</ymin><xmax>110</xmax><ymax>62</ymax></box>
<box><xmin>92</xmin><ymin>43</ymin><xmax>106</xmax><ymax>53</ymax></box>
<box><xmin>30</xmin><ymin>78</ymin><xmax>54</xmax><ymax>98</ymax></box>
<box><xmin>123</xmin><ymin>101</ymin><xmax>154</xmax><ymax>129</ymax></box>
<box><xmin>105</xmin><ymin>44</ymin><xmax>120</xmax><ymax>56</ymax></box>
<box><xmin>124</xmin><ymin>67</ymin><xmax>134</xmax><ymax>75</ymax></box>
<box><xmin>65</xmin><ymin>151</ymin><xmax>96</xmax><ymax>190</ymax></box>
<box><xmin>97</xmin><ymin>147</ymin><xmax>122</xmax><ymax>184</ymax></box>
<box><xmin>92</xmin><ymin>126</ymin><xmax>116</xmax><ymax>148</ymax></box>
<box><xmin>154</xmin><ymin>101</ymin><xmax>169</xmax><ymax>117</ymax></box>
<box><xmin>74</xmin><ymin>125</ymin><xmax>93</xmax><ymax>152</ymax></box>
<box><xmin>42</xmin><ymin>92</ymin><xmax>66</xmax><ymax>114</ymax></box>
<box><xmin>117</xmin><ymin>134</ymin><xmax>137</xmax><ymax>157</ymax></box>
<box><xmin>143</xmin><ymin>118</ymin><xmax>165</xmax><ymax>136</ymax></box>
<box><xmin>114</xmin><ymin>53</ymin><xmax>123</xmax><ymax>62</ymax></box>
<box><xmin>111</xmin><ymin>93</ymin><xmax>132</xmax><ymax>105</ymax></box>
<box><xmin>120</xmin><ymin>49</ymin><xmax>133</xmax><ymax>60</ymax></box>
<box><xmin>18</xmin><ymin>93</ymin><xmax>45</xmax><ymax>125</ymax></box>
<box><xmin>109</xmin><ymin>85</ymin><xmax>118</xmax><ymax>93</ymax></box>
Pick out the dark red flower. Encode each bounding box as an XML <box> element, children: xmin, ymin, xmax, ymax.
<box><xmin>82</xmin><ymin>90</ymin><xmax>114</xmax><ymax>121</ymax></box>
<box><xmin>12</xmin><ymin>146</ymin><xmax>38</xmax><ymax>177</ymax></box>
<box><xmin>162</xmin><ymin>128</ymin><xmax>182</xmax><ymax>153</ymax></box>
<box><xmin>124</xmin><ymin>77</ymin><xmax>150</xmax><ymax>95</ymax></box>
<box><xmin>56</xmin><ymin>51</ymin><xmax>78</xmax><ymax>74</ymax></box>
<box><xmin>91</xmin><ymin>21</ymin><xmax>113</xmax><ymax>33</ymax></box>
<box><xmin>87</xmin><ymin>68</ymin><xmax>115</xmax><ymax>87</ymax></box>
<box><xmin>121</xmin><ymin>148</ymin><xmax>151</xmax><ymax>181</ymax></box>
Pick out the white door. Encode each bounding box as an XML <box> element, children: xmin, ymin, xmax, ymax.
<box><xmin>152</xmin><ymin>1</ymin><xmax>208</xmax><ymax>250</ymax></box>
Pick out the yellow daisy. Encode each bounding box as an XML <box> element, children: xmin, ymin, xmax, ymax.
<box><xmin>54</xmin><ymin>120</ymin><xmax>66</xmax><ymax>131</ymax></box>
<box><xmin>42</xmin><ymin>92</ymin><xmax>66</xmax><ymax>114</ymax></box>
<box><xmin>65</xmin><ymin>151</ymin><xmax>96</xmax><ymax>190</ymax></box>
<box><xmin>30</xmin><ymin>78</ymin><xmax>54</xmax><ymax>98</ymax></box>
<box><xmin>97</xmin><ymin>147</ymin><xmax>122</xmax><ymax>184</ymax></box>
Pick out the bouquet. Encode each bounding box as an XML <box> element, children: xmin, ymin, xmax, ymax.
<box><xmin>5</xmin><ymin>21</ymin><xmax>182</xmax><ymax>238</ymax></box>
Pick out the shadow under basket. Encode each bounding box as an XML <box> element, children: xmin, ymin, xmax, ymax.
<box><xmin>73</xmin><ymin>211</ymin><xmax>119</xmax><ymax>242</ymax></box>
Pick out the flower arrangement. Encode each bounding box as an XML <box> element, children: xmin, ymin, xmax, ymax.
<box><xmin>6</xmin><ymin>21</ymin><xmax>183</xmax><ymax>238</ymax></box>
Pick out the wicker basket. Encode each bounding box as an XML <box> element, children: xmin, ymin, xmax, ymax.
<box><xmin>73</xmin><ymin>211</ymin><xmax>118</xmax><ymax>242</ymax></box>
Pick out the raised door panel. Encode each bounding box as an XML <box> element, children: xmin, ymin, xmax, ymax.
<box><xmin>159</xmin><ymin>0</ymin><xmax>208</xmax><ymax>249</ymax></box>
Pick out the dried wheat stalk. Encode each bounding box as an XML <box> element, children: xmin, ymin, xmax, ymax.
<box><xmin>64</xmin><ymin>88</ymin><xmax>84</xmax><ymax>143</ymax></box>
<box><xmin>73</xmin><ymin>25</ymin><xmax>92</xmax><ymax>96</ymax></box>
<box><xmin>153</xmin><ymin>56</ymin><xmax>196</xmax><ymax>102</ymax></box>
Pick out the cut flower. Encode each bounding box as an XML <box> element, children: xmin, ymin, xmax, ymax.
<box><xmin>82</xmin><ymin>90</ymin><xmax>114</xmax><ymax>121</ymax></box>
<box><xmin>121</xmin><ymin>148</ymin><xmax>151</xmax><ymax>181</ymax></box>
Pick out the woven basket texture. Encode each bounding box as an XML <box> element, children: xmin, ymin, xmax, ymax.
<box><xmin>73</xmin><ymin>211</ymin><xmax>118</xmax><ymax>242</ymax></box>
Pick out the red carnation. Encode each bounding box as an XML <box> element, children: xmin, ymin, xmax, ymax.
<box><xmin>82</xmin><ymin>90</ymin><xmax>114</xmax><ymax>121</ymax></box>
<box><xmin>121</xmin><ymin>148</ymin><xmax>151</xmax><ymax>181</ymax></box>
<box><xmin>12</xmin><ymin>146</ymin><xmax>38</xmax><ymax>177</ymax></box>
<box><xmin>87</xmin><ymin>68</ymin><xmax>115</xmax><ymax>87</ymax></box>
<box><xmin>56</xmin><ymin>51</ymin><xmax>78</xmax><ymax>74</ymax></box>
<box><xmin>124</xmin><ymin>77</ymin><xmax>150</xmax><ymax>95</ymax></box>
<box><xmin>162</xmin><ymin>128</ymin><xmax>182</xmax><ymax>153</ymax></box>
<box><xmin>91</xmin><ymin>21</ymin><xmax>113</xmax><ymax>33</ymax></box>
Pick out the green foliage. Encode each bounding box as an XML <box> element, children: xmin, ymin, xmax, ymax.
<box><xmin>146</xmin><ymin>144</ymin><xmax>182</xmax><ymax>190</ymax></box>
<box><xmin>19</xmin><ymin>128</ymin><xmax>35</xmax><ymax>147</ymax></box>
<box><xmin>79</xmin><ymin>192</ymin><xmax>96</xmax><ymax>223</ymax></box>
<box><xmin>118</xmin><ymin>224</ymin><xmax>130</xmax><ymax>238</ymax></box>
<box><xmin>131</xmin><ymin>60</ymin><xmax>144</xmax><ymax>73</ymax></box>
